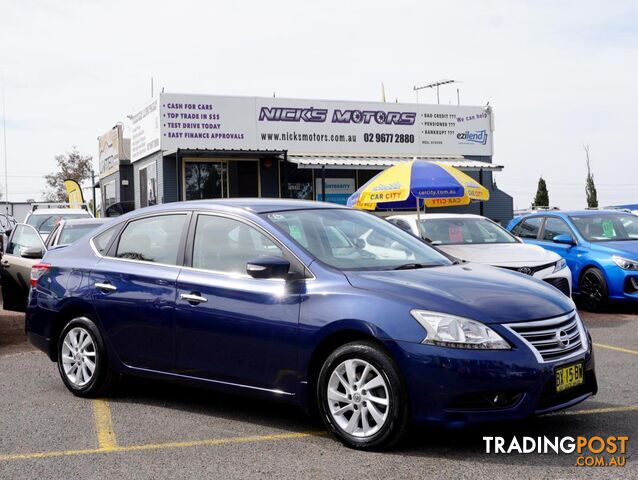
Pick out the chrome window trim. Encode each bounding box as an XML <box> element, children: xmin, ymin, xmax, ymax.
<box><xmin>504</xmin><ymin>311</ymin><xmax>588</xmax><ymax>364</ymax></box>
<box><xmin>89</xmin><ymin>209</ymin><xmax>316</xmax><ymax>280</ymax></box>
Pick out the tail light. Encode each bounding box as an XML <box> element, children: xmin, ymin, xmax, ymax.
<box><xmin>30</xmin><ymin>263</ymin><xmax>51</xmax><ymax>287</ymax></box>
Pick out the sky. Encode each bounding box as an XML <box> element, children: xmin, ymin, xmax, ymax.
<box><xmin>0</xmin><ymin>0</ymin><xmax>637</xmax><ymax>209</ymax></box>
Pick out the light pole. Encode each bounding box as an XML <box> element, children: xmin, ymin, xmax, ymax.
<box><xmin>413</xmin><ymin>79</ymin><xmax>458</xmax><ymax>104</ymax></box>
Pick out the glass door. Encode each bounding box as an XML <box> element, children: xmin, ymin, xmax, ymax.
<box><xmin>184</xmin><ymin>161</ymin><xmax>227</xmax><ymax>200</ymax></box>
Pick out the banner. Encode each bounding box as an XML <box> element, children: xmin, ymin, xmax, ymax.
<box><xmin>64</xmin><ymin>179</ymin><xmax>84</xmax><ymax>208</ymax></box>
<box><xmin>127</xmin><ymin>93</ymin><xmax>494</xmax><ymax>162</ymax></box>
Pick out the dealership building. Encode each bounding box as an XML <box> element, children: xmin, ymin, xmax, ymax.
<box><xmin>98</xmin><ymin>93</ymin><xmax>513</xmax><ymax>222</ymax></box>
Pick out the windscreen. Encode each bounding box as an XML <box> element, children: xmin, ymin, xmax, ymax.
<box><xmin>27</xmin><ymin>213</ymin><xmax>91</xmax><ymax>234</ymax></box>
<box><xmin>57</xmin><ymin>223</ymin><xmax>105</xmax><ymax>246</ymax></box>
<box><xmin>570</xmin><ymin>214</ymin><xmax>638</xmax><ymax>242</ymax></box>
<box><xmin>264</xmin><ymin>209</ymin><xmax>453</xmax><ymax>271</ymax></box>
<box><xmin>420</xmin><ymin>218</ymin><xmax>517</xmax><ymax>245</ymax></box>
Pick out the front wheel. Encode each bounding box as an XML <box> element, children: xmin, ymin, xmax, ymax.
<box><xmin>57</xmin><ymin>316</ymin><xmax>116</xmax><ymax>397</ymax></box>
<box><xmin>316</xmin><ymin>341</ymin><xmax>409</xmax><ymax>450</ymax></box>
<box><xmin>579</xmin><ymin>268</ymin><xmax>608</xmax><ymax>311</ymax></box>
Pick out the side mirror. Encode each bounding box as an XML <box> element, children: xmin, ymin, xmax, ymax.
<box><xmin>246</xmin><ymin>256</ymin><xmax>290</xmax><ymax>279</ymax></box>
<box><xmin>21</xmin><ymin>247</ymin><xmax>44</xmax><ymax>259</ymax></box>
<box><xmin>553</xmin><ymin>234</ymin><xmax>575</xmax><ymax>245</ymax></box>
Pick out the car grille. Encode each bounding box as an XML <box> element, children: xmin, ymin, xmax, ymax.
<box><xmin>500</xmin><ymin>262</ymin><xmax>555</xmax><ymax>276</ymax></box>
<box><xmin>504</xmin><ymin>312</ymin><xmax>586</xmax><ymax>363</ymax></box>
<box><xmin>543</xmin><ymin>277</ymin><xmax>571</xmax><ymax>296</ymax></box>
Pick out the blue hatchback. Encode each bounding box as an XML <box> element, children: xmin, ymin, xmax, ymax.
<box><xmin>508</xmin><ymin>210</ymin><xmax>638</xmax><ymax>311</ymax></box>
<box><xmin>26</xmin><ymin>200</ymin><xmax>596</xmax><ymax>449</ymax></box>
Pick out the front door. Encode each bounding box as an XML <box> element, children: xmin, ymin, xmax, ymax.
<box><xmin>174</xmin><ymin>213</ymin><xmax>300</xmax><ymax>393</ymax></box>
<box><xmin>0</xmin><ymin>224</ymin><xmax>45</xmax><ymax>312</ymax></box>
<box><xmin>89</xmin><ymin>213</ymin><xmax>189</xmax><ymax>371</ymax></box>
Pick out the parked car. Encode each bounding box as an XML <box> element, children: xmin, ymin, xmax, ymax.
<box><xmin>26</xmin><ymin>200</ymin><xmax>596</xmax><ymax>450</ymax></box>
<box><xmin>507</xmin><ymin>210</ymin><xmax>638</xmax><ymax>310</ymax></box>
<box><xmin>1</xmin><ymin>219</ymin><xmax>106</xmax><ymax>312</ymax></box>
<box><xmin>24</xmin><ymin>206</ymin><xmax>93</xmax><ymax>242</ymax></box>
<box><xmin>387</xmin><ymin>213</ymin><xmax>572</xmax><ymax>296</ymax></box>
<box><xmin>0</xmin><ymin>213</ymin><xmax>17</xmax><ymax>257</ymax></box>
<box><xmin>45</xmin><ymin>218</ymin><xmax>108</xmax><ymax>250</ymax></box>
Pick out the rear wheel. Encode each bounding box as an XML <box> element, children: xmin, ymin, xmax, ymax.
<box><xmin>317</xmin><ymin>341</ymin><xmax>408</xmax><ymax>450</ymax></box>
<box><xmin>579</xmin><ymin>268</ymin><xmax>608</xmax><ymax>311</ymax></box>
<box><xmin>57</xmin><ymin>316</ymin><xmax>116</xmax><ymax>397</ymax></box>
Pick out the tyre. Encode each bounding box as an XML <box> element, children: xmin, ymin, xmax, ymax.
<box><xmin>579</xmin><ymin>268</ymin><xmax>608</xmax><ymax>312</ymax></box>
<box><xmin>316</xmin><ymin>341</ymin><xmax>409</xmax><ymax>450</ymax></box>
<box><xmin>57</xmin><ymin>316</ymin><xmax>116</xmax><ymax>397</ymax></box>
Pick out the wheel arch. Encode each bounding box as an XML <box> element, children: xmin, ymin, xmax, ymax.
<box><xmin>48</xmin><ymin>298</ymin><xmax>100</xmax><ymax>361</ymax></box>
<box><xmin>303</xmin><ymin>321</ymin><xmax>399</xmax><ymax>413</ymax></box>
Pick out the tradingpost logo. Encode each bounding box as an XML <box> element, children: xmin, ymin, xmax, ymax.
<box><xmin>483</xmin><ymin>435</ymin><xmax>629</xmax><ymax>467</ymax></box>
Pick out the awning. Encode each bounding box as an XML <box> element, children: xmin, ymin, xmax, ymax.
<box><xmin>288</xmin><ymin>155</ymin><xmax>503</xmax><ymax>171</ymax></box>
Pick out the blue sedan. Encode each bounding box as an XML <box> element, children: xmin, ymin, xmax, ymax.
<box><xmin>26</xmin><ymin>199</ymin><xmax>596</xmax><ymax>449</ymax></box>
<box><xmin>508</xmin><ymin>210</ymin><xmax>638</xmax><ymax>310</ymax></box>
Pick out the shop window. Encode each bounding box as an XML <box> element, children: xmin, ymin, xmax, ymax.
<box><xmin>282</xmin><ymin>166</ymin><xmax>313</xmax><ymax>200</ymax></box>
<box><xmin>139</xmin><ymin>163</ymin><xmax>158</xmax><ymax>208</ymax></box>
<box><xmin>102</xmin><ymin>181</ymin><xmax>116</xmax><ymax>210</ymax></box>
<box><xmin>185</xmin><ymin>161</ymin><xmax>227</xmax><ymax>200</ymax></box>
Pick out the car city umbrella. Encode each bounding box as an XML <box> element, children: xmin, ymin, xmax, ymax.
<box><xmin>347</xmin><ymin>159</ymin><xmax>489</xmax><ymax>211</ymax></box>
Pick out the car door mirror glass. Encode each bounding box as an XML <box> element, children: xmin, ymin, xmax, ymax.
<box><xmin>246</xmin><ymin>256</ymin><xmax>290</xmax><ymax>279</ymax></box>
<box><xmin>553</xmin><ymin>234</ymin><xmax>575</xmax><ymax>245</ymax></box>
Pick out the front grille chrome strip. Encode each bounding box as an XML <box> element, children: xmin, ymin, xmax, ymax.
<box><xmin>504</xmin><ymin>311</ymin><xmax>588</xmax><ymax>364</ymax></box>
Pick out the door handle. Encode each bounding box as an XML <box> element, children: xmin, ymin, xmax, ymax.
<box><xmin>95</xmin><ymin>282</ymin><xmax>117</xmax><ymax>293</ymax></box>
<box><xmin>180</xmin><ymin>293</ymin><xmax>208</xmax><ymax>304</ymax></box>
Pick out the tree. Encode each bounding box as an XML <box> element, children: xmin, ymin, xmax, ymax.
<box><xmin>43</xmin><ymin>147</ymin><xmax>93</xmax><ymax>202</ymax></box>
<box><xmin>532</xmin><ymin>176</ymin><xmax>549</xmax><ymax>208</ymax></box>
<box><xmin>584</xmin><ymin>144</ymin><xmax>598</xmax><ymax>208</ymax></box>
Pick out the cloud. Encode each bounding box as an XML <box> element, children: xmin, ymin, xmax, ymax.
<box><xmin>0</xmin><ymin>0</ymin><xmax>636</xmax><ymax>208</ymax></box>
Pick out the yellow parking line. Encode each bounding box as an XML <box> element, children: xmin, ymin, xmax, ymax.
<box><xmin>0</xmin><ymin>431</ymin><xmax>323</xmax><ymax>462</ymax></box>
<box><xmin>593</xmin><ymin>343</ymin><xmax>638</xmax><ymax>356</ymax></box>
<box><xmin>555</xmin><ymin>405</ymin><xmax>638</xmax><ymax>416</ymax></box>
<box><xmin>92</xmin><ymin>399</ymin><xmax>117</xmax><ymax>450</ymax></box>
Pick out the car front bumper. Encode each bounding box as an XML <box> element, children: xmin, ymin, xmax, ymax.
<box><xmin>391</xmin><ymin>331</ymin><xmax>597</xmax><ymax>428</ymax></box>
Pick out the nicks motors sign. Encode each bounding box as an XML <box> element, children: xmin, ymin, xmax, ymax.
<box><xmin>130</xmin><ymin>93</ymin><xmax>493</xmax><ymax>160</ymax></box>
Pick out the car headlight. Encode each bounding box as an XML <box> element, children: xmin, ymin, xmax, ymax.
<box><xmin>410</xmin><ymin>310</ymin><xmax>510</xmax><ymax>349</ymax></box>
<box><xmin>553</xmin><ymin>258</ymin><xmax>567</xmax><ymax>273</ymax></box>
<box><xmin>612</xmin><ymin>255</ymin><xmax>638</xmax><ymax>270</ymax></box>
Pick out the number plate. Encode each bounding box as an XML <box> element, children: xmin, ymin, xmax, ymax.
<box><xmin>555</xmin><ymin>363</ymin><xmax>584</xmax><ymax>393</ymax></box>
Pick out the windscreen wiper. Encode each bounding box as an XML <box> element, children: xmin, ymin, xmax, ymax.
<box><xmin>392</xmin><ymin>263</ymin><xmax>431</xmax><ymax>270</ymax></box>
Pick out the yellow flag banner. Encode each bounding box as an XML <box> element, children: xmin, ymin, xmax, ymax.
<box><xmin>64</xmin><ymin>179</ymin><xmax>84</xmax><ymax>209</ymax></box>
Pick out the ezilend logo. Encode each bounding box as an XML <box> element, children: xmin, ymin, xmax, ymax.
<box><xmin>457</xmin><ymin>130</ymin><xmax>488</xmax><ymax>145</ymax></box>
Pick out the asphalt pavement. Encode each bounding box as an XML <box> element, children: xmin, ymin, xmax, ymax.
<box><xmin>0</xmin><ymin>303</ymin><xmax>636</xmax><ymax>479</ymax></box>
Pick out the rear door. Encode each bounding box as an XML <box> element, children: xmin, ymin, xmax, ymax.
<box><xmin>173</xmin><ymin>212</ymin><xmax>302</xmax><ymax>393</ymax></box>
<box><xmin>0</xmin><ymin>224</ymin><xmax>46</xmax><ymax>312</ymax></box>
<box><xmin>89</xmin><ymin>212</ymin><xmax>190</xmax><ymax>371</ymax></box>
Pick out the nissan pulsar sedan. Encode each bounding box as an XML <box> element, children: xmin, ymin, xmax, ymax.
<box><xmin>26</xmin><ymin>200</ymin><xmax>597</xmax><ymax>450</ymax></box>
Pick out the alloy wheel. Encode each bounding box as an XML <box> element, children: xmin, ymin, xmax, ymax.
<box><xmin>61</xmin><ymin>327</ymin><xmax>97</xmax><ymax>387</ymax></box>
<box><xmin>581</xmin><ymin>271</ymin><xmax>603</xmax><ymax>308</ymax></box>
<box><xmin>327</xmin><ymin>358</ymin><xmax>390</xmax><ymax>438</ymax></box>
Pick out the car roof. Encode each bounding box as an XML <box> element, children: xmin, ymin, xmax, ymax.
<box><xmin>29</xmin><ymin>208</ymin><xmax>91</xmax><ymax>215</ymax></box>
<box><xmin>130</xmin><ymin>198</ymin><xmax>350</xmax><ymax>214</ymax></box>
<box><xmin>518</xmin><ymin>209</ymin><xmax>630</xmax><ymax>219</ymax></box>
<box><xmin>60</xmin><ymin>218</ymin><xmax>108</xmax><ymax>226</ymax></box>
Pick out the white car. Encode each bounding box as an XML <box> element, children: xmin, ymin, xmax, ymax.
<box><xmin>386</xmin><ymin>213</ymin><xmax>572</xmax><ymax>296</ymax></box>
<box><xmin>24</xmin><ymin>207</ymin><xmax>93</xmax><ymax>242</ymax></box>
